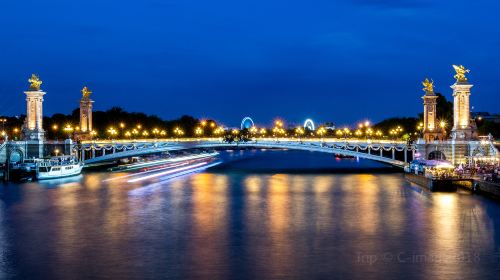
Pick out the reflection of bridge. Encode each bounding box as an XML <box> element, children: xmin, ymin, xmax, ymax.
<box><xmin>76</xmin><ymin>138</ymin><xmax>414</xmax><ymax>168</ymax></box>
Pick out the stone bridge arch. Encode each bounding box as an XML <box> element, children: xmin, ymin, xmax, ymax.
<box><xmin>80</xmin><ymin>140</ymin><xmax>412</xmax><ymax>168</ymax></box>
<box><xmin>7</xmin><ymin>146</ymin><xmax>25</xmax><ymax>163</ymax></box>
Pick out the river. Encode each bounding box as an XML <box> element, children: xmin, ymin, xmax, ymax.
<box><xmin>0</xmin><ymin>150</ymin><xmax>499</xmax><ymax>279</ymax></box>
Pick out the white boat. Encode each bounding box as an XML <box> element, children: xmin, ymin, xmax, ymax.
<box><xmin>36</xmin><ymin>156</ymin><xmax>84</xmax><ymax>180</ymax></box>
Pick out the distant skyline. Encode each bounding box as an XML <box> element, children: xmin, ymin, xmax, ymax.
<box><xmin>1</xmin><ymin>0</ymin><xmax>499</xmax><ymax>127</ymax></box>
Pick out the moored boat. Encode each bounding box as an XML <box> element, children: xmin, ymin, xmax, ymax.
<box><xmin>37</xmin><ymin>156</ymin><xmax>84</xmax><ymax>180</ymax></box>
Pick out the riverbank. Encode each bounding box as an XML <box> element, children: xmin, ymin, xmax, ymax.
<box><xmin>467</xmin><ymin>180</ymin><xmax>500</xmax><ymax>199</ymax></box>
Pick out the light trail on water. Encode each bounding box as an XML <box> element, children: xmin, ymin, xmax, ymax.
<box><xmin>127</xmin><ymin>161</ymin><xmax>213</xmax><ymax>183</ymax></box>
<box><xmin>103</xmin><ymin>162</ymin><xmax>190</xmax><ymax>182</ymax></box>
<box><xmin>128</xmin><ymin>161</ymin><xmax>222</xmax><ymax>196</ymax></box>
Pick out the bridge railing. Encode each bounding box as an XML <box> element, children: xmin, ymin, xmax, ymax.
<box><xmin>230</xmin><ymin>141</ymin><xmax>412</xmax><ymax>167</ymax></box>
<box><xmin>81</xmin><ymin>137</ymin><xmax>407</xmax><ymax>145</ymax></box>
<box><xmin>0</xmin><ymin>142</ymin><xmax>6</xmax><ymax>163</ymax></box>
<box><xmin>76</xmin><ymin>138</ymin><xmax>414</xmax><ymax>169</ymax></box>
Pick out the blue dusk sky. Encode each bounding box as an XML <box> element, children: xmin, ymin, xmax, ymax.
<box><xmin>0</xmin><ymin>0</ymin><xmax>498</xmax><ymax>127</ymax></box>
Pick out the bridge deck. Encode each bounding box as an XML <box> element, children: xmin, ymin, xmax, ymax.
<box><xmin>78</xmin><ymin>139</ymin><xmax>411</xmax><ymax>168</ymax></box>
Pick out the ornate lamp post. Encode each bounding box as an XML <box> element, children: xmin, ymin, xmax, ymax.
<box><xmin>355</xmin><ymin>129</ymin><xmax>363</xmax><ymax>138</ymax></box>
<box><xmin>295</xmin><ymin>126</ymin><xmax>305</xmax><ymax>139</ymax></box>
<box><xmin>249</xmin><ymin>126</ymin><xmax>258</xmax><ymax>138</ymax></box>
<box><xmin>259</xmin><ymin>128</ymin><xmax>267</xmax><ymax>138</ymax></box>
<box><xmin>195</xmin><ymin>127</ymin><xmax>203</xmax><ymax>139</ymax></box>
<box><xmin>64</xmin><ymin>125</ymin><xmax>74</xmax><ymax>139</ymax></box>
<box><xmin>152</xmin><ymin>128</ymin><xmax>160</xmax><ymax>139</ymax></box>
<box><xmin>107</xmin><ymin>127</ymin><xmax>117</xmax><ymax>140</ymax></box>
<box><xmin>0</xmin><ymin>118</ymin><xmax>6</xmax><ymax>136</ymax></box>
<box><xmin>173</xmin><ymin>127</ymin><xmax>184</xmax><ymax>140</ymax></box>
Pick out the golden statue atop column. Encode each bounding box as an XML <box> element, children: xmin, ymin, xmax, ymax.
<box><xmin>28</xmin><ymin>74</ymin><xmax>43</xmax><ymax>91</ymax></box>
<box><xmin>421</xmin><ymin>78</ymin><xmax>444</xmax><ymax>141</ymax></box>
<box><xmin>78</xmin><ymin>86</ymin><xmax>95</xmax><ymax>139</ymax></box>
<box><xmin>82</xmin><ymin>86</ymin><xmax>92</xmax><ymax>99</ymax></box>
<box><xmin>450</xmin><ymin>65</ymin><xmax>477</xmax><ymax>140</ymax></box>
<box><xmin>452</xmin><ymin>65</ymin><xmax>470</xmax><ymax>83</ymax></box>
<box><xmin>422</xmin><ymin>78</ymin><xmax>434</xmax><ymax>93</ymax></box>
<box><xmin>22</xmin><ymin>74</ymin><xmax>46</xmax><ymax>142</ymax></box>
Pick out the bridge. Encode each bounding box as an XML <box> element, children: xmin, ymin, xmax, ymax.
<box><xmin>75</xmin><ymin>138</ymin><xmax>414</xmax><ymax>168</ymax></box>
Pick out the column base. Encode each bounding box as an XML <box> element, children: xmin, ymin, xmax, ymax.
<box><xmin>451</xmin><ymin>128</ymin><xmax>478</xmax><ymax>140</ymax></box>
<box><xmin>22</xmin><ymin>129</ymin><xmax>45</xmax><ymax>141</ymax></box>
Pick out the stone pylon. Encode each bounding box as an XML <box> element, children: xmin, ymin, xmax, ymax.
<box><xmin>450</xmin><ymin>65</ymin><xmax>477</xmax><ymax>140</ymax></box>
<box><xmin>79</xmin><ymin>86</ymin><xmax>94</xmax><ymax>133</ymax></box>
<box><xmin>22</xmin><ymin>74</ymin><xmax>46</xmax><ymax>141</ymax></box>
<box><xmin>421</xmin><ymin>78</ymin><xmax>445</xmax><ymax>142</ymax></box>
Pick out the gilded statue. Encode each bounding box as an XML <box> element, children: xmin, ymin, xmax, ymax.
<box><xmin>28</xmin><ymin>74</ymin><xmax>42</xmax><ymax>90</ymax></box>
<box><xmin>452</xmin><ymin>65</ymin><xmax>470</xmax><ymax>83</ymax></box>
<box><xmin>422</xmin><ymin>78</ymin><xmax>434</xmax><ymax>93</ymax></box>
<box><xmin>82</xmin><ymin>86</ymin><xmax>92</xmax><ymax>98</ymax></box>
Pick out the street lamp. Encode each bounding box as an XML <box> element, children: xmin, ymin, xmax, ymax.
<box><xmin>173</xmin><ymin>127</ymin><xmax>184</xmax><ymax>139</ymax></box>
<box><xmin>366</xmin><ymin>128</ymin><xmax>373</xmax><ymax>139</ymax></box>
<box><xmin>259</xmin><ymin>128</ymin><xmax>267</xmax><ymax>137</ymax></box>
<box><xmin>417</xmin><ymin>122</ymin><xmax>424</xmax><ymax>135</ymax></box>
<box><xmin>152</xmin><ymin>128</ymin><xmax>160</xmax><ymax>138</ymax></box>
<box><xmin>343</xmin><ymin>127</ymin><xmax>351</xmax><ymax>139</ymax></box>
<box><xmin>272</xmin><ymin>127</ymin><xmax>285</xmax><ymax>137</ymax></box>
<box><xmin>195</xmin><ymin>127</ymin><xmax>203</xmax><ymax>138</ymax></box>
<box><xmin>355</xmin><ymin>129</ymin><xmax>363</xmax><ymax>138</ymax></box>
<box><xmin>317</xmin><ymin>127</ymin><xmax>327</xmax><ymax>139</ymax></box>
<box><xmin>213</xmin><ymin>126</ymin><xmax>224</xmax><ymax>136</ymax></box>
<box><xmin>295</xmin><ymin>126</ymin><xmax>305</xmax><ymax>138</ymax></box>
<box><xmin>249</xmin><ymin>126</ymin><xmax>258</xmax><ymax>136</ymax></box>
<box><xmin>64</xmin><ymin>125</ymin><xmax>74</xmax><ymax>139</ymax></box>
<box><xmin>107</xmin><ymin>127</ymin><xmax>117</xmax><ymax>139</ymax></box>
<box><xmin>439</xmin><ymin>120</ymin><xmax>446</xmax><ymax>129</ymax></box>
<box><xmin>0</xmin><ymin>118</ymin><xmax>6</xmax><ymax>135</ymax></box>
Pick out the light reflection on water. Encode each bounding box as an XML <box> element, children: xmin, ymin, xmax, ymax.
<box><xmin>0</xmin><ymin>151</ymin><xmax>499</xmax><ymax>279</ymax></box>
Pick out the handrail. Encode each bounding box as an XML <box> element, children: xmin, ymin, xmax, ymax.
<box><xmin>81</xmin><ymin>140</ymin><xmax>408</xmax><ymax>168</ymax></box>
<box><xmin>488</xmin><ymin>141</ymin><xmax>499</xmax><ymax>158</ymax></box>
<box><xmin>0</xmin><ymin>143</ymin><xmax>6</xmax><ymax>162</ymax></box>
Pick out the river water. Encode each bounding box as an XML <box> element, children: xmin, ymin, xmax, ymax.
<box><xmin>0</xmin><ymin>150</ymin><xmax>499</xmax><ymax>279</ymax></box>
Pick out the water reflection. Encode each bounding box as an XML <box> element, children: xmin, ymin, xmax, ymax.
<box><xmin>0</xmin><ymin>159</ymin><xmax>499</xmax><ymax>279</ymax></box>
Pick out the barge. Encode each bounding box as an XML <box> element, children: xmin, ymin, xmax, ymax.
<box><xmin>405</xmin><ymin>159</ymin><xmax>472</xmax><ymax>192</ymax></box>
<box><xmin>404</xmin><ymin>172</ymin><xmax>472</xmax><ymax>192</ymax></box>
